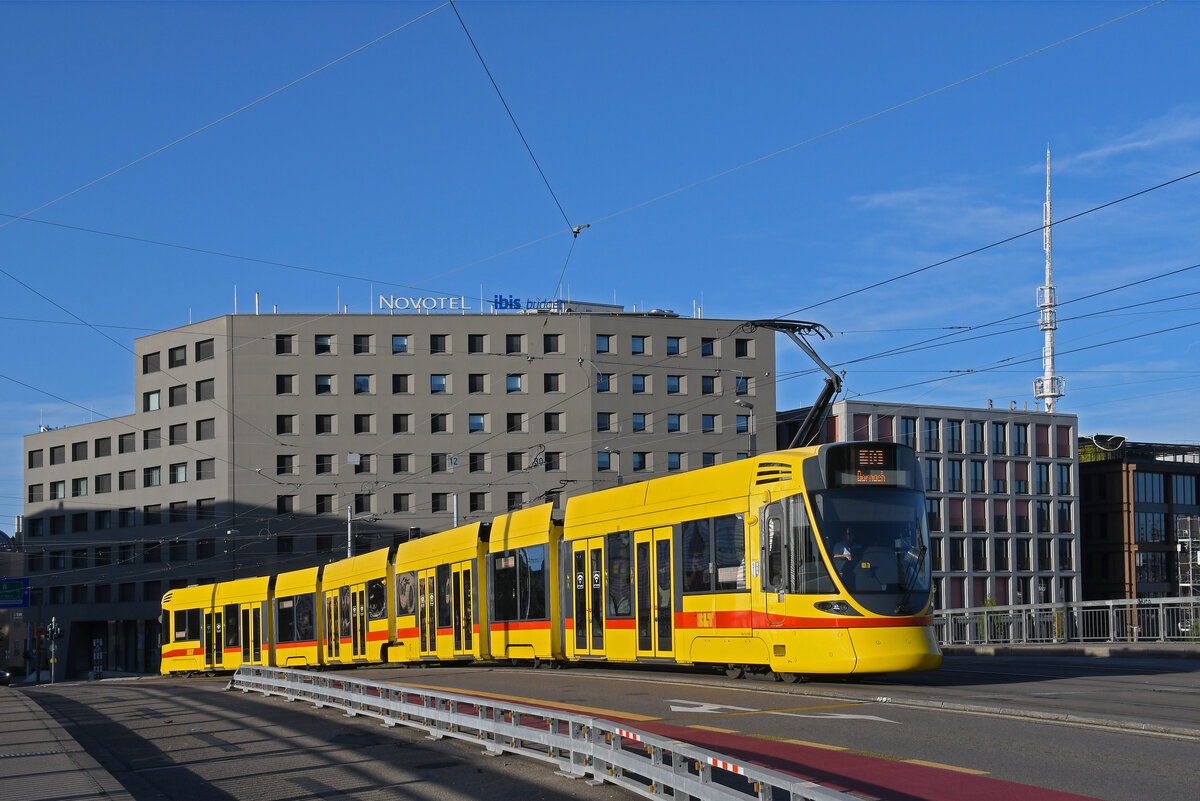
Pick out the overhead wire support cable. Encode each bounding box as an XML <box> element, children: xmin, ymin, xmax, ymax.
<box><xmin>450</xmin><ymin>0</ymin><xmax>573</xmax><ymax>232</ymax></box>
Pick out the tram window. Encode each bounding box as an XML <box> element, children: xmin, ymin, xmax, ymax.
<box><xmin>763</xmin><ymin>509</ymin><xmax>786</xmax><ymax>591</ymax></box>
<box><xmin>367</xmin><ymin>578</ymin><xmax>388</xmax><ymax>620</ymax></box>
<box><xmin>682</xmin><ymin>520</ymin><xmax>712</xmax><ymax>591</ymax></box>
<box><xmin>436</xmin><ymin>564</ymin><xmax>452</xmax><ymax>629</ymax></box>
<box><xmin>276</xmin><ymin>597</ymin><xmax>296</xmax><ymax>643</ymax></box>
<box><xmin>606</xmin><ymin>532</ymin><xmax>633</xmax><ymax>617</ymax></box>
<box><xmin>789</xmin><ymin>496</ymin><xmax>836</xmax><ymax>595</ymax></box>
<box><xmin>339</xmin><ymin>586</ymin><xmax>352</xmax><ymax>638</ymax></box>
<box><xmin>494</xmin><ymin>554</ymin><xmax>518</xmax><ymax>621</ymax></box>
<box><xmin>175</xmin><ymin>608</ymin><xmax>201</xmax><ymax>640</ymax></box>
<box><xmin>224</xmin><ymin>604</ymin><xmax>240</xmax><ymax>648</ymax></box>
<box><xmin>276</xmin><ymin>594</ymin><xmax>315</xmax><ymax>643</ymax></box>
<box><xmin>396</xmin><ymin>572</ymin><xmax>417</xmax><ymax>616</ymax></box>
<box><xmin>492</xmin><ymin>545</ymin><xmax>549</xmax><ymax>621</ymax></box>
<box><xmin>295</xmin><ymin>594</ymin><xmax>315</xmax><ymax>641</ymax></box>
<box><xmin>714</xmin><ymin>515</ymin><xmax>746</xmax><ymax>590</ymax></box>
<box><xmin>682</xmin><ymin>514</ymin><xmax>746</xmax><ymax>593</ymax></box>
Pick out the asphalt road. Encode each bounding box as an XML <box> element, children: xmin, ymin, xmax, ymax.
<box><xmin>20</xmin><ymin>678</ymin><xmax>637</xmax><ymax>801</ymax></box>
<box><xmin>350</xmin><ymin>654</ymin><xmax>1200</xmax><ymax>801</ymax></box>
<box><xmin>17</xmin><ymin>654</ymin><xmax>1198</xmax><ymax>801</ymax></box>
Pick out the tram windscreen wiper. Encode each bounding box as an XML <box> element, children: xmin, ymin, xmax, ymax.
<box><xmin>894</xmin><ymin>544</ymin><xmax>927</xmax><ymax>615</ymax></box>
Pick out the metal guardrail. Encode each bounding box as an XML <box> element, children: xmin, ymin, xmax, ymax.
<box><xmin>934</xmin><ymin>595</ymin><xmax>1200</xmax><ymax>646</ymax></box>
<box><xmin>229</xmin><ymin>665</ymin><xmax>855</xmax><ymax>801</ymax></box>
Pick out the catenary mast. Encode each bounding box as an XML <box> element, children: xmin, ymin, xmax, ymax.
<box><xmin>1034</xmin><ymin>147</ymin><xmax>1065</xmax><ymax>411</ymax></box>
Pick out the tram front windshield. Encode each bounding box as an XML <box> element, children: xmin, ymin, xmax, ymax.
<box><xmin>810</xmin><ymin>488</ymin><xmax>932</xmax><ymax>615</ymax></box>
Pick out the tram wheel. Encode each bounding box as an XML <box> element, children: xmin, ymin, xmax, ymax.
<box><xmin>774</xmin><ymin>672</ymin><xmax>806</xmax><ymax>684</ymax></box>
<box><xmin>724</xmin><ymin>665</ymin><xmax>746</xmax><ymax>679</ymax></box>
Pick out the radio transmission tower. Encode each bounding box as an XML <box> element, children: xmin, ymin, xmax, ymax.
<box><xmin>1034</xmin><ymin>147</ymin><xmax>1066</xmax><ymax>411</ymax></box>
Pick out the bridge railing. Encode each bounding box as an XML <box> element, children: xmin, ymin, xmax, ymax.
<box><xmin>934</xmin><ymin>595</ymin><xmax>1199</xmax><ymax>646</ymax></box>
<box><xmin>229</xmin><ymin>665</ymin><xmax>856</xmax><ymax>801</ymax></box>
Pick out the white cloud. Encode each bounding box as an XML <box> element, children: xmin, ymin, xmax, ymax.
<box><xmin>1052</xmin><ymin>107</ymin><xmax>1200</xmax><ymax>172</ymax></box>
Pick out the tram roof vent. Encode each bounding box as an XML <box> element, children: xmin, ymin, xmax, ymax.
<box><xmin>754</xmin><ymin>462</ymin><xmax>793</xmax><ymax>485</ymax></box>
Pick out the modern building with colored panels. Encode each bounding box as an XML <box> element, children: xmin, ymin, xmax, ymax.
<box><xmin>779</xmin><ymin>399</ymin><xmax>1081</xmax><ymax>610</ymax></box>
<box><xmin>1077</xmin><ymin>437</ymin><xmax>1200</xmax><ymax>600</ymax></box>
<box><xmin>18</xmin><ymin>302</ymin><xmax>774</xmax><ymax>679</ymax></box>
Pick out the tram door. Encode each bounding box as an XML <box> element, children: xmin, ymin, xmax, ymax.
<box><xmin>324</xmin><ymin>591</ymin><xmax>341</xmax><ymax>660</ymax></box>
<box><xmin>572</xmin><ymin>538</ymin><xmax>606</xmax><ymax>656</ymax></box>
<box><xmin>635</xmin><ymin>527</ymin><xmax>674</xmax><ymax>658</ymax></box>
<box><xmin>350</xmin><ymin>586</ymin><xmax>367</xmax><ymax>659</ymax></box>
<box><xmin>417</xmin><ymin>568</ymin><xmax>437</xmax><ymax>659</ymax></box>
<box><xmin>205</xmin><ymin>609</ymin><xmax>222</xmax><ymax>670</ymax></box>
<box><xmin>240</xmin><ymin>605</ymin><xmax>262</xmax><ymax>663</ymax></box>
<box><xmin>451</xmin><ymin>563</ymin><xmax>474</xmax><ymax>657</ymax></box>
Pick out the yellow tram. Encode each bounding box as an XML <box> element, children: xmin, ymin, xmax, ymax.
<box><xmin>162</xmin><ymin>442</ymin><xmax>940</xmax><ymax>679</ymax></box>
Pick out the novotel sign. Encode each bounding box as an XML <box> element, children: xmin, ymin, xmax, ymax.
<box><xmin>379</xmin><ymin>294</ymin><xmax>565</xmax><ymax>313</ymax></box>
<box><xmin>379</xmin><ymin>295</ymin><xmax>472</xmax><ymax>312</ymax></box>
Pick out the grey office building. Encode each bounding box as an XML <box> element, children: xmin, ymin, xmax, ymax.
<box><xmin>20</xmin><ymin>304</ymin><xmax>774</xmax><ymax>679</ymax></box>
<box><xmin>780</xmin><ymin>399</ymin><xmax>1081</xmax><ymax>610</ymax></box>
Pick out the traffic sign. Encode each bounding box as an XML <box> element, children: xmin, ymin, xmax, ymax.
<box><xmin>0</xmin><ymin>578</ymin><xmax>30</xmax><ymax>608</ymax></box>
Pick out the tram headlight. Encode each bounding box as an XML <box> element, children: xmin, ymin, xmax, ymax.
<box><xmin>814</xmin><ymin>600</ymin><xmax>862</xmax><ymax>616</ymax></box>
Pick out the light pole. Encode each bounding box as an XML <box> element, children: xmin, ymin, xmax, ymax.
<box><xmin>604</xmin><ymin>447</ymin><xmax>622</xmax><ymax>486</ymax></box>
<box><xmin>734</xmin><ymin>399</ymin><xmax>755</xmax><ymax>457</ymax></box>
<box><xmin>346</xmin><ymin>507</ymin><xmax>380</xmax><ymax>558</ymax></box>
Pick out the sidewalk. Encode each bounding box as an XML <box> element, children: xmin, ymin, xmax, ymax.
<box><xmin>0</xmin><ymin>687</ymin><xmax>133</xmax><ymax>801</ymax></box>
<box><xmin>940</xmin><ymin>641</ymin><xmax>1200</xmax><ymax>659</ymax></box>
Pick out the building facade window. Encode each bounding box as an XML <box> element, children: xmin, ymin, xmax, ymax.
<box><xmin>924</xmin><ymin>458</ymin><xmax>940</xmax><ymax>492</ymax></box>
<box><xmin>924</xmin><ymin>419</ymin><xmax>940</xmax><ymax>452</ymax></box>
<box><xmin>970</xmin><ymin>460</ymin><xmax>986</xmax><ymax>493</ymax></box>
<box><xmin>946</xmin><ymin>420</ymin><xmax>963</xmax><ymax>453</ymax></box>
<box><xmin>969</xmin><ymin>422</ymin><xmax>985</xmax><ymax>454</ymax></box>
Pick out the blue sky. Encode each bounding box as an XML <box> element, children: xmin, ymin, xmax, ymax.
<box><xmin>3</xmin><ymin>1</ymin><xmax>1199</xmax><ymax>527</ymax></box>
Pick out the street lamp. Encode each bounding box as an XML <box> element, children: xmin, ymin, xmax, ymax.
<box><xmin>603</xmin><ymin>447</ymin><xmax>622</xmax><ymax>486</ymax></box>
<box><xmin>734</xmin><ymin>399</ymin><xmax>755</xmax><ymax>457</ymax></box>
